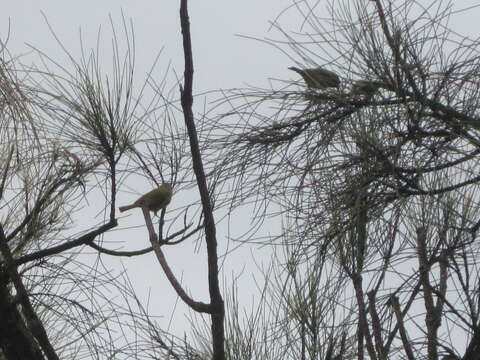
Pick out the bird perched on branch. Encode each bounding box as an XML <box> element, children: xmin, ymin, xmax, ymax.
<box><xmin>351</xmin><ymin>80</ymin><xmax>386</xmax><ymax>96</ymax></box>
<box><xmin>119</xmin><ymin>184</ymin><xmax>173</xmax><ymax>216</ymax></box>
<box><xmin>289</xmin><ymin>66</ymin><xmax>340</xmax><ymax>89</ymax></box>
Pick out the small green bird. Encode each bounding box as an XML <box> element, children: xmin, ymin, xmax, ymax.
<box><xmin>119</xmin><ymin>184</ymin><xmax>173</xmax><ymax>216</ymax></box>
<box><xmin>351</xmin><ymin>80</ymin><xmax>386</xmax><ymax>96</ymax></box>
<box><xmin>289</xmin><ymin>66</ymin><xmax>340</xmax><ymax>89</ymax></box>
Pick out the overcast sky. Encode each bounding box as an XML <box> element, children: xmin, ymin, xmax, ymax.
<box><xmin>3</xmin><ymin>0</ymin><xmax>480</xmax><ymax>341</ymax></box>
<box><xmin>1</xmin><ymin>0</ymin><xmax>301</xmax><ymax>337</ymax></box>
<box><xmin>2</xmin><ymin>0</ymin><xmax>297</xmax><ymax>90</ymax></box>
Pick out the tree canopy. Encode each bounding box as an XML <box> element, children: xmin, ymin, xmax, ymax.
<box><xmin>1</xmin><ymin>0</ymin><xmax>480</xmax><ymax>359</ymax></box>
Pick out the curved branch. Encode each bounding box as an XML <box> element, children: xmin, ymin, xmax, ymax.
<box><xmin>87</xmin><ymin>223</ymin><xmax>203</xmax><ymax>256</ymax></box>
<box><xmin>142</xmin><ymin>207</ymin><xmax>211</xmax><ymax>313</ymax></box>
<box><xmin>14</xmin><ymin>220</ymin><xmax>117</xmax><ymax>266</ymax></box>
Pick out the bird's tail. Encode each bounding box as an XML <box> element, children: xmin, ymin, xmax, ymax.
<box><xmin>119</xmin><ymin>204</ymin><xmax>138</xmax><ymax>213</ymax></box>
<box><xmin>288</xmin><ymin>66</ymin><xmax>303</xmax><ymax>75</ymax></box>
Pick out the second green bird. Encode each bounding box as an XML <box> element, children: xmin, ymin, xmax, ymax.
<box><xmin>289</xmin><ymin>66</ymin><xmax>340</xmax><ymax>89</ymax></box>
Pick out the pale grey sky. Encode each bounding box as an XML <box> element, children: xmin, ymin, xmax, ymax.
<box><xmin>2</xmin><ymin>0</ymin><xmax>295</xmax><ymax>90</ymax></box>
<box><xmin>1</xmin><ymin>0</ymin><xmax>298</xmax><ymax>338</ymax></box>
<box><xmin>2</xmin><ymin>0</ymin><xmax>480</xmax><ymax>345</ymax></box>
